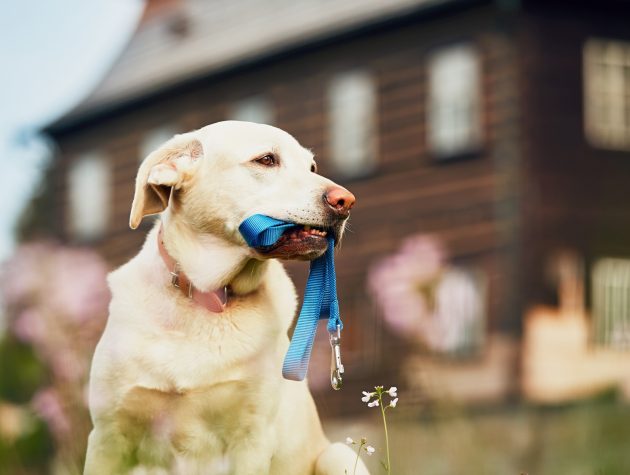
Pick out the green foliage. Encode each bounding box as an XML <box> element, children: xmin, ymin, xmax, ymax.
<box><xmin>0</xmin><ymin>338</ymin><xmax>46</xmax><ymax>403</ymax></box>
<box><xmin>0</xmin><ymin>336</ymin><xmax>53</xmax><ymax>474</ymax></box>
<box><xmin>0</xmin><ymin>417</ymin><xmax>52</xmax><ymax>475</ymax></box>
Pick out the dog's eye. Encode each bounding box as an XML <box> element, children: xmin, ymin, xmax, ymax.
<box><xmin>311</xmin><ymin>162</ymin><xmax>318</xmax><ymax>173</ymax></box>
<box><xmin>255</xmin><ymin>154</ymin><xmax>278</xmax><ymax>167</ymax></box>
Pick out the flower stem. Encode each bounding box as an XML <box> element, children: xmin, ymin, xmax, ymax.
<box><xmin>353</xmin><ymin>441</ymin><xmax>364</xmax><ymax>475</ymax></box>
<box><xmin>379</xmin><ymin>398</ymin><xmax>391</xmax><ymax>475</ymax></box>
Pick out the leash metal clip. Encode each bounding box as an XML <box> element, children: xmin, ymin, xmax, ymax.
<box><xmin>329</xmin><ymin>324</ymin><xmax>344</xmax><ymax>390</ymax></box>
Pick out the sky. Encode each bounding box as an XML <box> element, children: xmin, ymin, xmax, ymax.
<box><xmin>0</xmin><ymin>0</ymin><xmax>145</xmax><ymax>261</ymax></box>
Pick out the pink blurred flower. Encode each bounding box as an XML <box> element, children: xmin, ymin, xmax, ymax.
<box><xmin>1</xmin><ymin>241</ymin><xmax>110</xmax><ymax>454</ymax></box>
<box><xmin>32</xmin><ymin>388</ymin><xmax>71</xmax><ymax>439</ymax></box>
<box><xmin>51</xmin><ymin>349</ymin><xmax>86</xmax><ymax>383</ymax></box>
<box><xmin>48</xmin><ymin>248</ymin><xmax>109</xmax><ymax>323</ymax></box>
<box><xmin>368</xmin><ymin>235</ymin><xmax>445</xmax><ymax>338</ymax></box>
<box><xmin>1</xmin><ymin>242</ymin><xmax>51</xmax><ymax>304</ymax></box>
<box><xmin>12</xmin><ymin>308</ymin><xmax>46</xmax><ymax>344</ymax></box>
<box><xmin>368</xmin><ymin>234</ymin><xmax>485</xmax><ymax>354</ymax></box>
<box><xmin>2</xmin><ymin>242</ymin><xmax>109</xmax><ymax>351</ymax></box>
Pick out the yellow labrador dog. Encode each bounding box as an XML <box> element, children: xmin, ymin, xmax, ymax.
<box><xmin>85</xmin><ymin>121</ymin><xmax>368</xmax><ymax>475</ymax></box>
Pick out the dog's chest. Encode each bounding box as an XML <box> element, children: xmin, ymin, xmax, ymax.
<box><xmin>117</xmin><ymin>379</ymin><xmax>272</xmax><ymax>456</ymax></box>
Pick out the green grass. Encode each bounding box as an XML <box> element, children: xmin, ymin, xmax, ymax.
<box><xmin>325</xmin><ymin>399</ymin><xmax>630</xmax><ymax>475</ymax></box>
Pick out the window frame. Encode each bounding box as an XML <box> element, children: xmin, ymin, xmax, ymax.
<box><xmin>583</xmin><ymin>38</ymin><xmax>630</xmax><ymax>151</ymax></box>
<box><xmin>326</xmin><ymin>68</ymin><xmax>378</xmax><ymax>180</ymax></box>
<box><xmin>67</xmin><ymin>152</ymin><xmax>111</xmax><ymax>241</ymax></box>
<box><xmin>228</xmin><ymin>94</ymin><xmax>275</xmax><ymax>125</ymax></box>
<box><xmin>426</xmin><ymin>42</ymin><xmax>483</xmax><ymax>160</ymax></box>
<box><xmin>591</xmin><ymin>257</ymin><xmax>630</xmax><ymax>350</ymax></box>
<box><xmin>139</xmin><ymin>125</ymin><xmax>180</xmax><ymax>161</ymax></box>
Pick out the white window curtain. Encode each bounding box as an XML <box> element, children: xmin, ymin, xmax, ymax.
<box><xmin>229</xmin><ymin>95</ymin><xmax>274</xmax><ymax>125</ymax></box>
<box><xmin>327</xmin><ymin>70</ymin><xmax>377</xmax><ymax>178</ymax></box>
<box><xmin>433</xmin><ymin>267</ymin><xmax>487</xmax><ymax>356</ymax></box>
<box><xmin>584</xmin><ymin>38</ymin><xmax>630</xmax><ymax>150</ymax></box>
<box><xmin>592</xmin><ymin>258</ymin><xmax>630</xmax><ymax>350</ymax></box>
<box><xmin>427</xmin><ymin>44</ymin><xmax>481</xmax><ymax>157</ymax></box>
<box><xmin>67</xmin><ymin>153</ymin><xmax>111</xmax><ymax>240</ymax></box>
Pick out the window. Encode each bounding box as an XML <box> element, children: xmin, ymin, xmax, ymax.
<box><xmin>427</xmin><ymin>44</ymin><xmax>482</xmax><ymax>157</ymax></box>
<box><xmin>140</xmin><ymin>125</ymin><xmax>179</xmax><ymax>161</ymax></box>
<box><xmin>67</xmin><ymin>153</ymin><xmax>111</xmax><ymax>240</ymax></box>
<box><xmin>591</xmin><ymin>258</ymin><xmax>630</xmax><ymax>350</ymax></box>
<box><xmin>229</xmin><ymin>95</ymin><xmax>274</xmax><ymax>125</ymax></box>
<box><xmin>433</xmin><ymin>267</ymin><xmax>487</xmax><ymax>357</ymax></box>
<box><xmin>327</xmin><ymin>70</ymin><xmax>377</xmax><ymax>179</ymax></box>
<box><xmin>584</xmin><ymin>38</ymin><xmax>630</xmax><ymax>150</ymax></box>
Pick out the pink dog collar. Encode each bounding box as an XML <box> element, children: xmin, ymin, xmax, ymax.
<box><xmin>157</xmin><ymin>226</ymin><xmax>228</xmax><ymax>313</ymax></box>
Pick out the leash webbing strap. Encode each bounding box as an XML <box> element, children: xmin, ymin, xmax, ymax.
<box><xmin>239</xmin><ymin>214</ymin><xmax>343</xmax><ymax>382</ymax></box>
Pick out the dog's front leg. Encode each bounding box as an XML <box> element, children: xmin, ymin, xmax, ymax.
<box><xmin>315</xmin><ymin>442</ymin><xmax>370</xmax><ymax>475</ymax></box>
<box><xmin>85</xmin><ymin>426</ymin><xmax>134</xmax><ymax>475</ymax></box>
<box><xmin>226</xmin><ymin>434</ymin><xmax>275</xmax><ymax>475</ymax></box>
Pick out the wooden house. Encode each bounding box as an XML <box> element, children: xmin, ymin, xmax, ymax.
<box><xmin>43</xmin><ymin>0</ymin><xmax>630</xmax><ymax>414</ymax></box>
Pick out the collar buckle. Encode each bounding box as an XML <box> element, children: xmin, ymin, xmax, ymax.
<box><xmin>158</xmin><ymin>225</ymin><xmax>226</xmax><ymax>313</ymax></box>
<box><xmin>170</xmin><ymin>270</ymin><xmax>181</xmax><ymax>289</ymax></box>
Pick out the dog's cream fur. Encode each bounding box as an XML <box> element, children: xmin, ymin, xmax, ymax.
<box><xmin>85</xmin><ymin>121</ymin><xmax>368</xmax><ymax>475</ymax></box>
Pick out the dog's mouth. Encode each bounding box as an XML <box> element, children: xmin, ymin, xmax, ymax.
<box><xmin>255</xmin><ymin>225</ymin><xmax>336</xmax><ymax>261</ymax></box>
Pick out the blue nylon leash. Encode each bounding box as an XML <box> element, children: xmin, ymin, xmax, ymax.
<box><xmin>239</xmin><ymin>214</ymin><xmax>344</xmax><ymax>388</ymax></box>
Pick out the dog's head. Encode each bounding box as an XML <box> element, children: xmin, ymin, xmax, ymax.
<box><xmin>130</xmin><ymin>121</ymin><xmax>355</xmax><ymax>261</ymax></box>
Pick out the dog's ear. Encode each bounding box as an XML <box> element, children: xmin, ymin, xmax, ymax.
<box><xmin>129</xmin><ymin>134</ymin><xmax>203</xmax><ymax>229</ymax></box>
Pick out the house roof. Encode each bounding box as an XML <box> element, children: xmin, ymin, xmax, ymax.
<box><xmin>51</xmin><ymin>0</ymin><xmax>455</xmax><ymax>130</ymax></box>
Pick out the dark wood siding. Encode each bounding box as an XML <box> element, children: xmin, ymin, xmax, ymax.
<box><xmin>519</xmin><ymin>1</ymin><xmax>630</xmax><ymax>312</ymax></box>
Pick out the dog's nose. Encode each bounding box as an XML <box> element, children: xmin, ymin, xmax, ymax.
<box><xmin>324</xmin><ymin>186</ymin><xmax>356</xmax><ymax>217</ymax></box>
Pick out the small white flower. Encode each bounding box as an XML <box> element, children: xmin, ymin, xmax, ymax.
<box><xmin>367</xmin><ymin>399</ymin><xmax>379</xmax><ymax>407</ymax></box>
<box><xmin>345</xmin><ymin>437</ymin><xmax>354</xmax><ymax>445</ymax></box>
<box><xmin>361</xmin><ymin>391</ymin><xmax>373</xmax><ymax>403</ymax></box>
<box><xmin>387</xmin><ymin>386</ymin><xmax>398</xmax><ymax>397</ymax></box>
<box><xmin>365</xmin><ymin>445</ymin><xmax>375</xmax><ymax>455</ymax></box>
<box><xmin>389</xmin><ymin>397</ymin><xmax>398</xmax><ymax>408</ymax></box>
